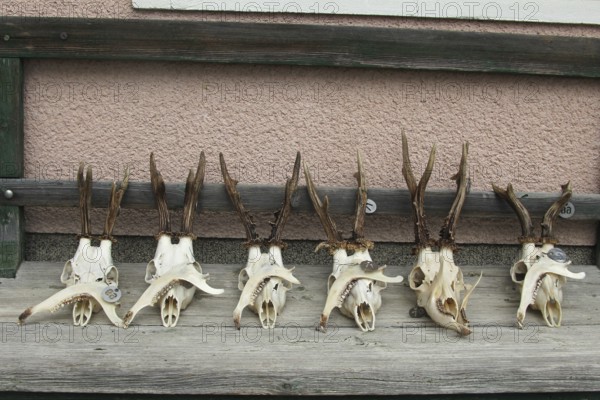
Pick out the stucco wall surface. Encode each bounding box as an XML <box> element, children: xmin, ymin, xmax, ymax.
<box><xmin>6</xmin><ymin>0</ymin><xmax>600</xmax><ymax>245</ymax></box>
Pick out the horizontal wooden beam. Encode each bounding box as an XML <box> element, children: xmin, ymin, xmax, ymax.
<box><xmin>0</xmin><ymin>17</ymin><xmax>599</xmax><ymax>77</ymax></box>
<box><xmin>1</xmin><ymin>179</ymin><xmax>599</xmax><ymax>220</ymax></box>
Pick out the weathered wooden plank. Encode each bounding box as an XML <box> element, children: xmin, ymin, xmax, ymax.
<box><xmin>0</xmin><ymin>263</ymin><xmax>598</xmax><ymax>395</ymax></box>
<box><xmin>1</xmin><ymin>394</ymin><xmax>598</xmax><ymax>400</ymax></box>
<box><xmin>1</xmin><ymin>393</ymin><xmax>598</xmax><ymax>400</ymax></box>
<box><xmin>1</xmin><ymin>179</ymin><xmax>600</xmax><ymax>220</ymax></box>
<box><xmin>0</xmin><ymin>57</ymin><xmax>23</xmax><ymax>278</ymax></box>
<box><xmin>0</xmin><ymin>18</ymin><xmax>599</xmax><ymax>77</ymax></box>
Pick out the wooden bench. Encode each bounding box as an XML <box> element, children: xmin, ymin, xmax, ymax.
<box><xmin>0</xmin><ymin>17</ymin><xmax>599</xmax><ymax>399</ymax></box>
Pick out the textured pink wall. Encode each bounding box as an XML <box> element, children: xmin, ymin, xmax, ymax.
<box><xmin>10</xmin><ymin>1</ymin><xmax>600</xmax><ymax>244</ymax></box>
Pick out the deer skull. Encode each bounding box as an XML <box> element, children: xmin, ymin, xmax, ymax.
<box><xmin>322</xmin><ymin>247</ymin><xmax>403</xmax><ymax>332</ymax></box>
<box><xmin>234</xmin><ymin>245</ymin><xmax>300</xmax><ymax>329</ymax></box>
<box><xmin>493</xmin><ymin>183</ymin><xmax>586</xmax><ymax>328</ymax></box>
<box><xmin>408</xmin><ymin>247</ymin><xmax>481</xmax><ymax>336</ymax></box>
<box><xmin>221</xmin><ymin>153</ymin><xmax>301</xmax><ymax>329</ymax></box>
<box><xmin>304</xmin><ymin>153</ymin><xmax>404</xmax><ymax>332</ymax></box>
<box><xmin>19</xmin><ymin>164</ymin><xmax>129</xmax><ymax>327</ymax></box>
<box><xmin>402</xmin><ymin>133</ymin><xmax>481</xmax><ymax>336</ymax></box>
<box><xmin>123</xmin><ymin>153</ymin><xmax>224</xmax><ymax>328</ymax></box>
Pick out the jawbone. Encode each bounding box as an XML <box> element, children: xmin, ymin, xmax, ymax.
<box><xmin>19</xmin><ymin>238</ymin><xmax>123</xmax><ymax>327</ymax></box>
<box><xmin>320</xmin><ymin>248</ymin><xmax>403</xmax><ymax>332</ymax></box>
<box><xmin>410</xmin><ymin>247</ymin><xmax>481</xmax><ymax>336</ymax></box>
<box><xmin>515</xmin><ymin>244</ymin><xmax>585</xmax><ymax>329</ymax></box>
<box><xmin>124</xmin><ymin>235</ymin><xmax>224</xmax><ymax>328</ymax></box>
<box><xmin>233</xmin><ymin>246</ymin><xmax>300</xmax><ymax>329</ymax></box>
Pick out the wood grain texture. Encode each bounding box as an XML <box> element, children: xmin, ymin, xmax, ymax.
<box><xmin>0</xmin><ymin>18</ymin><xmax>599</xmax><ymax>77</ymax></box>
<box><xmin>0</xmin><ymin>57</ymin><xmax>24</xmax><ymax>277</ymax></box>
<box><xmin>0</xmin><ymin>261</ymin><xmax>598</xmax><ymax>395</ymax></box>
<box><xmin>1</xmin><ymin>179</ymin><xmax>600</xmax><ymax>220</ymax></box>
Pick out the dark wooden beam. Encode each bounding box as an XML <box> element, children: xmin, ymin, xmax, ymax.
<box><xmin>1</xmin><ymin>178</ymin><xmax>599</xmax><ymax>220</ymax></box>
<box><xmin>0</xmin><ymin>17</ymin><xmax>598</xmax><ymax>77</ymax></box>
<box><xmin>0</xmin><ymin>58</ymin><xmax>24</xmax><ymax>278</ymax></box>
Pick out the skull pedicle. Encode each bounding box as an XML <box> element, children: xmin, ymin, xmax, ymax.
<box><xmin>123</xmin><ymin>153</ymin><xmax>224</xmax><ymax>328</ymax></box>
<box><xmin>221</xmin><ymin>152</ymin><xmax>301</xmax><ymax>329</ymax></box>
<box><xmin>19</xmin><ymin>163</ymin><xmax>130</xmax><ymax>327</ymax></box>
<box><xmin>304</xmin><ymin>152</ymin><xmax>404</xmax><ymax>332</ymax></box>
<box><xmin>402</xmin><ymin>133</ymin><xmax>482</xmax><ymax>336</ymax></box>
<box><xmin>492</xmin><ymin>182</ymin><xmax>585</xmax><ymax>328</ymax></box>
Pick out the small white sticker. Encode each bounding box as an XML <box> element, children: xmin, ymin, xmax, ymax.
<box><xmin>366</xmin><ymin>199</ymin><xmax>377</xmax><ymax>214</ymax></box>
<box><xmin>559</xmin><ymin>201</ymin><xmax>575</xmax><ymax>219</ymax></box>
<box><xmin>101</xmin><ymin>285</ymin><xmax>122</xmax><ymax>303</ymax></box>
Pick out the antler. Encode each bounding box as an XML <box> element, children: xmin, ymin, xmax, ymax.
<box><xmin>150</xmin><ymin>153</ymin><xmax>171</xmax><ymax>235</ymax></box>
<box><xmin>101</xmin><ymin>167</ymin><xmax>130</xmax><ymax>240</ymax></box>
<box><xmin>349</xmin><ymin>151</ymin><xmax>373</xmax><ymax>251</ymax></box>
<box><xmin>181</xmin><ymin>152</ymin><xmax>206</xmax><ymax>237</ymax></box>
<box><xmin>220</xmin><ymin>153</ymin><xmax>261</xmax><ymax>247</ymax></box>
<box><xmin>266</xmin><ymin>152</ymin><xmax>301</xmax><ymax>248</ymax></box>
<box><xmin>438</xmin><ymin>142</ymin><xmax>469</xmax><ymax>249</ymax></box>
<box><xmin>401</xmin><ymin>132</ymin><xmax>436</xmax><ymax>252</ymax></box>
<box><xmin>540</xmin><ymin>181</ymin><xmax>572</xmax><ymax>244</ymax></box>
<box><xmin>491</xmin><ymin>183</ymin><xmax>536</xmax><ymax>243</ymax></box>
<box><xmin>303</xmin><ymin>162</ymin><xmax>344</xmax><ymax>252</ymax></box>
<box><xmin>77</xmin><ymin>163</ymin><xmax>93</xmax><ymax>238</ymax></box>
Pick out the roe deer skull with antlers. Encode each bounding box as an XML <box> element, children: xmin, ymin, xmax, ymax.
<box><xmin>123</xmin><ymin>153</ymin><xmax>224</xmax><ymax>328</ymax></box>
<box><xmin>220</xmin><ymin>152</ymin><xmax>301</xmax><ymax>329</ymax></box>
<box><xmin>19</xmin><ymin>163</ymin><xmax>129</xmax><ymax>327</ymax></box>
<box><xmin>402</xmin><ymin>133</ymin><xmax>481</xmax><ymax>336</ymax></box>
<box><xmin>304</xmin><ymin>152</ymin><xmax>404</xmax><ymax>332</ymax></box>
<box><xmin>492</xmin><ymin>182</ymin><xmax>585</xmax><ymax>328</ymax></box>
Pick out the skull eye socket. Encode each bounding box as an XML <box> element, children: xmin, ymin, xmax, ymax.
<box><xmin>512</xmin><ymin>261</ymin><xmax>528</xmax><ymax>283</ymax></box>
<box><xmin>410</xmin><ymin>267</ymin><xmax>426</xmax><ymax>288</ymax></box>
<box><xmin>96</xmin><ymin>278</ymin><xmax>103</xmax><ymax>282</ymax></box>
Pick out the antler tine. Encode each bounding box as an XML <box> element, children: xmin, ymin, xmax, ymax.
<box><xmin>438</xmin><ymin>142</ymin><xmax>469</xmax><ymax>249</ymax></box>
<box><xmin>219</xmin><ymin>153</ymin><xmax>261</xmax><ymax>246</ymax></box>
<box><xmin>102</xmin><ymin>166</ymin><xmax>130</xmax><ymax>240</ymax></box>
<box><xmin>303</xmin><ymin>162</ymin><xmax>344</xmax><ymax>250</ymax></box>
<box><xmin>540</xmin><ymin>181</ymin><xmax>572</xmax><ymax>244</ymax></box>
<box><xmin>181</xmin><ymin>152</ymin><xmax>206</xmax><ymax>236</ymax></box>
<box><xmin>78</xmin><ymin>162</ymin><xmax>93</xmax><ymax>238</ymax></box>
<box><xmin>350</xmin><ymin>151</ymin><xmax>373</xmax><ymax>250</ymax></box>
<box><xmin>150</xmin><ymin>153</ymin><xmax>171</xmax><ymax>235</ymax></box>
<box><xmin>491</xmin><ymin>183</ymin><xmax>536</xmax><ymax>243</ymax></box>
<box><xmin>401</xmin><ymin>132</ymin><xmax>436</xmax><ymax>252</ymax></box>
<box><xmin>266</xmin><ymin>152</ymin><xmax>301</xmax><ymax>248</ymax></box>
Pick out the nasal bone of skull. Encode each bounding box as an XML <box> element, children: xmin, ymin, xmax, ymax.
<box><xmin>537</xmin><ymin>274</ymin><xmax>563</xmax><ymax>327</ymax></box>
<box><xmin>353</xmin><ymin>302</ymin><xmax>375</xmax><ymax>332</ymax></box>
<box><xmin>349</xmin><ymin>281</ymin><xmax>376</xmax><ymax>332</ymax></box>
<box><xmin>160</xmin><ymin>287</ymin><xmax>182</xmax><ymax>328</ymax></box>
<box><xmin>256</xmin><ymin>288</ymin><xmax>277</xmax><ymax>329</ymax></box>
<box><xmin>73</xmin><ymin>299</ymin><xmax>95</xmax><ymax>327</ymax></box>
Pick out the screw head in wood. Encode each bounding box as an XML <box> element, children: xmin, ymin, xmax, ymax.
<box><xmin>3</xmin><ymin>189</ymin><xmax>14</xmax><ymax>199</ymax></box>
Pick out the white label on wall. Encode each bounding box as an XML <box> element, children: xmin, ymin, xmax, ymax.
<box><xmin>133</xmin><ymin>1</ymin><xmax>600</xmax><ymax>25</ymax></box>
